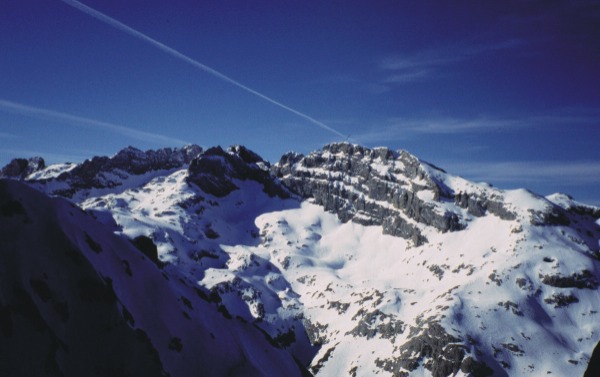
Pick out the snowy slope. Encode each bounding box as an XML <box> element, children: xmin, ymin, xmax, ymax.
<box><xmin>2</xmin><ymin>142</ymin><xmax>600</xmax><ymax>376</ymax></box>
<box><xmin>0</xmin><ymin>179</ymin><xmax>309</xmax><ymax>377</ymax></box>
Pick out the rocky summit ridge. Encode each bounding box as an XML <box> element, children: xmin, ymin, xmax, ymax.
<box><xmin>1</xmin><ymin>142</ymin><xmax>600</xmax><ymax>377</ymax></box>
<box><xmin>273</xmin><ymin>143</ymin><xmax>596</xmax><ymax>245</ymax></box>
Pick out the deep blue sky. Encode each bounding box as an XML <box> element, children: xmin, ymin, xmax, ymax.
<box><xmin>1</xmin><ymin>0</ymin><xmax>599</xmax><ymax>204</ymax></box>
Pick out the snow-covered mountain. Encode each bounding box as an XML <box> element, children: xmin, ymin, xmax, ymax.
<box><xmin>2</xmin><ymin>143</ymin><xmax>599</xmax><ymax>376</ymax></box>
<box><xmin>0</xmin><ymin>178</ymin><xmax>309</xmax><ymax>377</ymax></box>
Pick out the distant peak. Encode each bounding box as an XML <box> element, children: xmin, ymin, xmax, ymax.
<box><xmin>227</xmin><ymin>145</ymin><xmax>265</xmax><ymax>165</ymax></box>
<box><xmin>10</xmin><ymin>145</ymin><xmax>205</xmax><ymax>198</ymax></box>
<box><xmin>187</xmin><ymin>145</ymin><xmax>287</xmax><ymax>199</ymax></box>
<box><xmin>322</xmin><ymin>142</ymin><xmax>365</xmax><ymax>155</ymax></box>
<box><xmin>103</xmin><ymin>144</ymin><xmax>204</xmax><ymax>174</ymax></box>
<box><xmin>0</xmin><ymin>156</ymin><xmax>45</xmax><ymax>179</ymax></box>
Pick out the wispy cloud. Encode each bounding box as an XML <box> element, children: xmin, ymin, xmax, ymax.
<box><xmin>399</xmin><ymin>117</ymin><xmax>520</xmax><ymax>134</ymax></box>
<box><xmin>379</xmin><ymin>39</ymin><xmax>524</xmax><ymax>84</ymax></box>
<box><xmin>529</xmin><ymin>108</ymin><xmax>600</xmax><ymax>125</ymax></box>
<box><xmin>0</xmin><ymin>132</ymin><xmax>18</xmax><ymax>139</ymax></box>
<box><xmin>444</xmin><ymin>160</ymin><xmax>600</xmax><ymax>186</ymax></box>
<box><xmin>0</xmin><ymin>99</ymin><xmax>189</xmax><ymax>146</ymax></box>
<box><xmin>354</xmin><ymin>116</ymin><xmax>523</xmax><ymax>144</ymax></box>
<box><xmin>354</xmin><ymin>108</ymin><xmax>600</xmax><ymax>143</ymax></box>
<box><xmin>308</xmin><ymin>74</ymin><xmax>391</xmax><ymax>95</ymax></box>
<box><xmin>382</xmin><ymin>70</ymin><xmax>431</xmax><ymax>84</ymax></box>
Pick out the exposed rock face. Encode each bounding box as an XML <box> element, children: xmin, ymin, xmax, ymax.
<box><xmin>544</xmin><ymin>292</ymin><xmax>579</xmax><ymax>308</ymax></box>
<box><xmin>187</xmin><ymin>145</ymin><xmax>289</xmax><ymax>198</ymax></box>
<box><xmin>529</xmin><ymin>205</ymin><xmax>571</xmax><ymax>226</ymax></box>
<box><xmin>66</xmin><ymin>144</ymin><xmax>201</xmax><ymax>183</ymax></box>
<box><xmin>106</xmin><ymin>144</ymin><xmax>203</xmax><ymax>174</ymax></box>
<box><xmin>569</xmin><ymin>203</ymin><xmax>600</xmax><ymax>219</ymax></box>
<box><xmin>585</xmin><ymin>341</ymin><xmax>600</xmax><ymax>377</ymax></box>
<box><xmin>37</xmin><ymin>145</ymin><xmax>202</xmax><ymax>197</ymax></box>
<box><xmin>348</xmin><ymin>309</ymin><xmax>406</xmax><ymax>341</ymax></box>
<box><xmin>375</xmin><ymin>320</ymin><xmax>492</xmax><ymax>377</ymax></box>
<box><xmin>540</xmin><ymin>270</ymin><xmax>598</xmax><ymax>289</ymax></box>
<box><xmin>272</xmin><ymin>143</ymin><xmax>467</xmax><ymax>245</ymax></box>
<box><xmin>0</xmin><ymin>157</ymin><xmax>45</xmax><ymax>179</ymax></box>
<box><xmin>454</xmin><ymin>191</ymin><xmax>516</xmax><ymax>220</ymax></box>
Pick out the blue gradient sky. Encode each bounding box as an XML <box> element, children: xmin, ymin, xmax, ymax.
<box><xmin>1</xmin><ymin>0</ymin><xmax>599</xmax><ymax>204</ymax></box>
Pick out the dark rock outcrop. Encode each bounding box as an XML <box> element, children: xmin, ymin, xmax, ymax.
<box><xmin>454</xmin><ymin>191</ymin><xmax>516</xmax><ymax>220</ymax></box>
<box><xmin>544</xmin><ymin>293</ymin><xmax>579</xmax><ymax>308</ymax></box>
<box><xmin>585</xmin><ymin>340</ymin><xmax>600</xmax><ymax>377</ymax></box>
<box><xmin>570</xmin><ymin>203</ymin><xmax>600</xmax><ymax>219</ymax></box>
<box><xmin>540</xmin><ymin>270</ymin><xmax>598</xmax><ymax>289</ymax></box>
<box><xmin>0</xmin><ymin>157</ymin><xmax>45</xmax><ymax>179</ymax></box>
<box><xmin>374</xmin><ymin>320</ymin><xmax>492</xmax><ymax>377</ymax></box>
<box><xmin>348</xmin><ymin>309</ymin><xmax>405</xmax><ymax>341</ymax></box>
<box><xmin>132</xmin><ymin>235</ymin><xmax>164</xmax><ymax>268</ymax></box>
<box><xmin>529</xmin><ymin>205</ymin><xmax>571</xmax><ymax>226</ymax></box>
<box><xmin>187</xmin><ymin>145</ymin><xmax>289</xmax><ymax>199</ymax></box>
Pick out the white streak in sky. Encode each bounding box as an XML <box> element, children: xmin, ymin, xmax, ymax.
<box><xmin>58</xmin><ymin>0</ymin><xmax>347</xmax><ymax>139</ymax></box>
<box><xmin>0</xmin><ymin>99</ymin><xmax>188</xmax><ymax>145</ymax></box>
<box><xmin>442</xmin><ymin>160</ymin><xmax>600</xmax><ymax>185</ymax></box>
<box><xmin>0</xmin><ymin>132</ymin><xmax>18</xmax><ymax>139</ymax></box>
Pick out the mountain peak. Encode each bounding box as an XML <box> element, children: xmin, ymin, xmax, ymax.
<box><xmin>273</xmin><ymin>143</ymin><xmax>470</xmax><ymax>245</ymax></box>
<box><xmin>187</xmin><ymin>145</ymin><xmax>288</xmax><ymax>198</ymax></box>
<box><xmin>0</xmin><ymin>156</ymin><xmax>45</xmax><ymax>179</ymax></box>
<box><xmin>7</xmin><ymin>145</ymin><xmax>202</xmax><ymax>199</ymax></box>
<box><xmin>107</xmin><ymin>144</ymin><xmax>203</xmax><ymax>174</ymax></box>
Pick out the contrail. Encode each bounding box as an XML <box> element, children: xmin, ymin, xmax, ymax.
<box><xmin>58</xmin><ymin>0</ymin><xmax>348</xmax><ymax>139</ymax></box>
<box><xmin>0</xmin><ymin>99</ymin><xmax>189</xmax><ymax>145</ymax></box>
